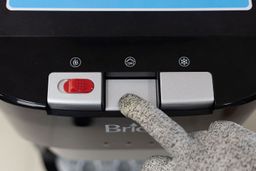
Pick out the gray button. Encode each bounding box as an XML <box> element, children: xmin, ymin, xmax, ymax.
<box><xmin>47</xmin><ymin>72</ymin><xmax>102</xmax><ymax>111</ymax></box>
<box><xmin>106</xmin><ymin>79</ymin><xmax>157</xmax><ymax>111</ymax></box>
<box><xmin>160</xmin><ymin>72</ymin><xmax>214</xmax><ymax>110</ymax></box>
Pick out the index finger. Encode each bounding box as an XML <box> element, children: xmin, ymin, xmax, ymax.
<box><xmin>119</xmin><ymin>94</ymin><xmax>191</xmax><ymax>157</ymax></box>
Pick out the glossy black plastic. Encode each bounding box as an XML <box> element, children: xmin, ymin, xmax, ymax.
<box><xmin>0</xmin><ymin>0</ymin><xmax>255</xmax><ymax>116</ymax></box>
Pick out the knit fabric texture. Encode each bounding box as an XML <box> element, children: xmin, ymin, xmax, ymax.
<box><xmin>119</xmin><ymin>94</ymin><xmax>256</xmax><ymax>171</ymax></box>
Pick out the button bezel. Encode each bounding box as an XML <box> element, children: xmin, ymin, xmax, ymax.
<box><xmin>47</xmin><ymin>72</ymin><xmax>103</xmax><ymax>111</ymax></box>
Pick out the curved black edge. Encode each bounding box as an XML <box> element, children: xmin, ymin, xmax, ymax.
<box><xmin>1</xmin><ymin>91</ymin><xmax>256</xmax><ymax>116</ymax></box>
<box><xmin>0</xmin><ymin>93</ymin><xmax>46</xmax><ymax>110</ymax></box>
<box><xmin>1</xmin><ymin>92</ymin><xmax>256</xmax><ymax>117</ymax></box>
<box><xmin>47</xmin><ymin>107</ymin><xmax>214</xmax><ymax>117</ymax></box>
<box><xmin>214</xmin><ymin>93</ymin><xmax>256</xmax><ymax>109</ymax></box>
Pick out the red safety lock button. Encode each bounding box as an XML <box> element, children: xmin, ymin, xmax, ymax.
<box><xmin>64</xmin><ymin>79</ymin><xmax>94</xmax><ymax>94</ymax></box>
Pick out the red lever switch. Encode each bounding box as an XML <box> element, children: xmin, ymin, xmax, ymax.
<box><xmin>64</xmin><ymin>79</ymin><xmax>94</xmax><ymax>94</ymax></box>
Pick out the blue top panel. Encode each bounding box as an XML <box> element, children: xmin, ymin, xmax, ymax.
<box><xmin>7</xmin><ymin>0</ymin><xmax>252</xmax><ymax>10</ymax></box>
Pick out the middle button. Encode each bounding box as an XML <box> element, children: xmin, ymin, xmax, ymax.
<box><xmin>105</xmin><ymin>79</ymin><xmax>158</xmax><ymax>111</ymax></box>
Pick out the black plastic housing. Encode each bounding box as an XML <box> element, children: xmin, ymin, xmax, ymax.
<box><xmin>0</xmin><ymin>0</ymin><xmax>256</xmax><ymax>116</ymax></box>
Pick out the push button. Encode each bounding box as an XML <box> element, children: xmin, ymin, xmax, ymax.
<box><xmin>47</xmin><ymin>72</ymin><xmax>102</xmax><ymax>111</ymax></box>
<box><xmin>64</xmin><ymin>79</ymin><xmax>94</xmax><ymax>94</ymax></box>
<box><xmin>160</xmin><ymin>72</ymin><xmax>214</xmax><ymax>110</ymax></box>
<box><xmin>105</xmin><ymin>79</ymin><xmax>157</xmax><ymax>111</ymax></box>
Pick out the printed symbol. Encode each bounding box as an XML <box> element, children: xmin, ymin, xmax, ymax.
<box><xmin>70</xmin><ymin>57</ymin><xmax>82</xmax><ymax>68</ymax></box>
<box><xmin>178</xmin><ymin>56</ymin><xmax>190</xmax><ymax>67</ymax></box>
<box><xmin>124</xmin><ymin>56</ymin><xmax>136</xmax><ymax>68</ymax></box>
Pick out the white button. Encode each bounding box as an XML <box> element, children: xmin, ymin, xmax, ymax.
<box><xmin>47</xmin><ymin>72</ymin><xmax>102</xmax><ymax>111</ymax></box>
<box><xmin>160</xmin><ymin>72</ymin><xmax>214</xmax><ymax>110</ymax></box>
<box><xmin>106</xmin><ymin>79</ymin><xmax>157</xmax><ymax>111</ymax></box>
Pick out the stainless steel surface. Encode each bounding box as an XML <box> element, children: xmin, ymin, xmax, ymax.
<box><xmin>1</xmin><ymin>99</ymin><xmax>256</xmax><ymax>160</ymax></box>
<box><xmin>160</xmin><ymin>72</ymin><xmax>214</xmax><ymax>109</ymax></box>
<box><xmin>106</xmin><ymin>79</ymin><xmax>157</xmax><ymax>111</ymax></box>
<box><xmin>47</xmin><ymin>72</ymin><xmax>102</xmax><ymax>111</ymax></box>
<box><xmin>51</xmin><ymin>149</ymin><xmax>166</xmax><ymax>161</ymax></box>
<box><xmin>0</xmin><ymin>101</ymin><xmax>160</xmax><ymax>150</ymax></box>
<box><xmin>0</xmin><ymin>109</ymin><xmax>45</xmax><ymax>171</ymax></box>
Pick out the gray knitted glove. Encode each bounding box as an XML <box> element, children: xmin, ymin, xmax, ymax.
<box><xmin>119</xmin><ymin>94</ymin><xmax>256</xmax><ymax>171</ymax></box>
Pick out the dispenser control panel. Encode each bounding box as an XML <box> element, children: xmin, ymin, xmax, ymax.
<box><xmin>47</xmin><ymin>72</ymin><xmax>214</xmax><ymax>113</ymax></box>
<box><xmin>1</xmin><ymin>0</ymin><xmax>256</xmax><ymax>117</ymax></box>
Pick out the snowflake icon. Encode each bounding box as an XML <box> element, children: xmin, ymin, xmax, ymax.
<box><xmin>178</xmin><ymin>56</ymin><xmax>190</xmax><ymax>67</ymax></box>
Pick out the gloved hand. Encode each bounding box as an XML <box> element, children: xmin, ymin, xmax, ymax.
<box><xmin>119</xmin><ymin>94</ymin><xmax>256</xmax><ymax>171</ymax></box>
